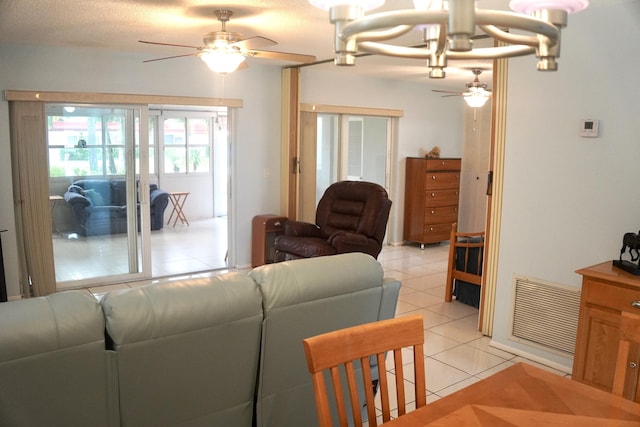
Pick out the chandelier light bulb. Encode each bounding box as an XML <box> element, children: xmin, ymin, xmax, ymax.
<box><xmin>309</xmin><ymin>0</ymin><xmax>385</xmax><ymax>11</ymax></box>
<box><xmin>509</xmin><ymin>0</ymin><xmax>589</xmax><ymax>14</ymax></box>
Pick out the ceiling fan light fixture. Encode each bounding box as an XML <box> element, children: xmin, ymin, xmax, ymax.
<box><xmin>200</xmin><ymin>50</ymin><xmax>246</xmax><ymax>74</ymax></box>
<box><xmin>463</xmin><ymin>92</ymin><xmax>490</xmax><ymax>108</ymax></box>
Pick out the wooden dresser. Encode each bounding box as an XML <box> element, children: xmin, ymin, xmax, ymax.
<box><xmin>573</xmin><ymin>261</ymin><xmax>640</xmax><ymax>400</ymax></box>
<box><xmin>403</xmin><ymin>157</ymin><xmax>461</xmax><ymax>247</ymax></box>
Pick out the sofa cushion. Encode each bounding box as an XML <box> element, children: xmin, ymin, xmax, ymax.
<box><xmin>82</xmin><ymin>188</ymin><xmax>106</xmax><ymax>206</ymax></box>
<box><xmin>110</xmin><ymin>179</ymin><xmax>127</xmax><ymax>206</ymax></box>
<box><xmin>73</xmin><ymin>179</ymin><xmax>114</xmax><ymax>206</ymax></box>
<box><xmin>250</xmin><ymin>253</ymin><xmax>400</xmax><ymax>427</ymax></box>
<box><xmin>101</xmin><ymin>273</ymin><xmax>264</xmax><ymax>427</ymax></box>
<box><xmin>0</xmin><ymin>290</ymin><xmax>112</xmax><ymax>427</ymax></box>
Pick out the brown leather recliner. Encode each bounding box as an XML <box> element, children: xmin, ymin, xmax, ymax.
<box><xmin>274</xmin><ymin>181</ymin><xmax>392</xmax><ymax>262</ymax></box>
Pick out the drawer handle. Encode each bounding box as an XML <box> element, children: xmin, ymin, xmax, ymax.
<box><xmin>631</xmin><ymin>300</ymin><xmax>640</xmax><ymax>309</ymax></box>
<box><xmin>431</xmin><ymin>193</ymin><xmax>436</xmax><ymax>197</ymax></box>
<box><xmin>431</xmin><ymin>176</ymin><xmax>437</xmax><ymax>180</ymax></box>
<box><xmin>631</xmin><ymin>362</ymin><xmax>638</xmax><ymax>369</ymax></box>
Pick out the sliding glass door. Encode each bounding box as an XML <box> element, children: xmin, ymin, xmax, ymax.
<box><xmin>299</xmin><ymin>112</ymin><xmax>391</xmax><ymax>222</ymax></box>
<box><xmin>47</xmin><ymin>104</ymin><xmax>149</xmax><ymax>286</ymax></box>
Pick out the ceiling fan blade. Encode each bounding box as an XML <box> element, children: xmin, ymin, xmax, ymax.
<box><xmin>441</xmin><ymin>94</ymin><xmax>462</xmax><ymax>98</ymax></box>
<box><xmin>143</xmin><ymin>53</ymin><xmax>198</xmax><ymax>63</ymax></box>
<box><xmin>232</xmin><ymin>36</ymin><xmax>277</xmax><ymax>51</ymax></box>
<box><xmin>139</xmin><ymin>40</ymin><xmax>200</xmax><ymax>50</ymax></box>
<box><xmin>250</xmin><ymin>50</ymin><xmax>316</xmax><ymax>63</ymax></box>
<box><xmin>432</xmin><ymin>89</ymin><xmax>463</xmax><ymax>94</ymax></box>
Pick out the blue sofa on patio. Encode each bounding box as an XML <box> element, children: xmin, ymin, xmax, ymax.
<box><xmin>64</xmin><ymin>179</ymin><xmax>169</xmax><ymax>236</ymax></box>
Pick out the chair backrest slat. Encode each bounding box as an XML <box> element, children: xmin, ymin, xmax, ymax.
<box><xmin>445</xmin><ymin>222</ymin><xmax>485</xmax><ymax>302</ymax></box>
<box><xmin>303</xmin><ymin>314</ymin><xmax>426</xmax><ymax>426</ymax></box>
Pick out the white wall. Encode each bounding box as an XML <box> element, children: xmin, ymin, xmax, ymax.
<box><xmin>491</xmin><ymin>0</ymin><xmax>640</xmax><ymax>368</ymax></box>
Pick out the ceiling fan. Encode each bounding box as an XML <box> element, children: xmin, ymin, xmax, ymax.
<box><xmin>139</xmin><ymin>9</ymin><xmax>316</xmax><ymax>74</ymax></box>
<box><xmin>433</xmin><ymin>68</ymin><xmax>492</xmax><ymax>108</ymax></box>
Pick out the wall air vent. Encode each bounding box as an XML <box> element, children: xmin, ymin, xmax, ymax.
<box><xmin>510</xmin><ymin>275</ymin><xmax>581</xmax><ymax>356</ymax></box>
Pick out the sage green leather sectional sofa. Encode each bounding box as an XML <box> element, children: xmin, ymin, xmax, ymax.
<box><xmin>0</xmin><ymin>253</ymin><xmax>400</xmax><ymax>427</ymax></box>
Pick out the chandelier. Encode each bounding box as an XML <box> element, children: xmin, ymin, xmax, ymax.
<box><xmin>309</xmin><ymin>0</ymin><xmax>589</xmax><ymax>78</ymax></box>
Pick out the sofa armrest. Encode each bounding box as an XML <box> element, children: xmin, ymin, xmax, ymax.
<box><xmin>284</xmin><ymin>220</ymin><xmax>322</xmax><ymax>237</ymax></box>
<box><xmin>149</xmin><ymin>188</ymin><xmax>169</xmax><ymax>206</ymax></box>
<box><xmin>64</xmin><ymin>191</ymin><xmax>90</xmax><ymax>207</ymax></box>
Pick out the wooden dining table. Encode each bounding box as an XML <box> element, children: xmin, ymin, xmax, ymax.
<box><xmin>383</xmin><ymin>362</ymin><xmax>640</xmax><ymax>426</ymax></box>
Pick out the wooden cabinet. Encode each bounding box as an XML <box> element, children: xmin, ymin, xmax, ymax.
<box><xmin>573</xmin><ymin>261</ymin><xmax>640</xmax><ymax>400</ymax></box>
<box><xmin>403</xmin><ymin>157</ymin><xmax>461</xmax><ymax>246</ymax></box>
<box><xmin>251</xmin><ymin>214</ymin><xmax>287</xmax><ymax>268</ymax></box>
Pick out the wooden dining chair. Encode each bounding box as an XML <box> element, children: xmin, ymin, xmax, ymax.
<box><xmin>444</xmin><ymin>222</ymin><xmax>485</xmax><ymax>303</ymax></box>
<box><xmin>612</xmin><ymin>311</ymin><xmax>640</xmax><ymax>402</ymax></box>
<box><xmin>302</xmin><ymin>314</ymin><xmax>426</xmax><ymax>427</ymax></box>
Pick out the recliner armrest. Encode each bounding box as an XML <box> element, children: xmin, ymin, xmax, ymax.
<box><xmin>284</xmin><ymin>220</ymin><xmax>322</xmax><ymax>237</ymax></box>
<box><xmin>328</xmin><ymin>231</ymin><xmax>369</xmax><ymax>247</ymax></box>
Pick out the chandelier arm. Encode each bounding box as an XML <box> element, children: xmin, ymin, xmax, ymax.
<box><xmin>474</xmin><ymin>10</ymin><xmax>559</xmax><ymax>45</ymax></box>
<box><xmin>340</xmin><ymin>9</ymin><xmax>448</xmax><ymax>40</ymax></box>
<box><xmin>339</xmin><ymin>8</ymin><xmax>559</xmax><ymax>48</ymax></box>
<box><xmin>446</xmin><ymin>45</ymin><xmax>536</xmax><ymax>59</ymax></box>
<box><xmin>479</xmin><ymin>25</ymin><xmax>539</xmax><ymax>47</ymax></box>
<box><xmin>352</xmin><ymin>25</ymin><xmax>415</xmax><ymax>42</ymax></box>
<box><xmin>358</xmin><ymin>42</ymin><xmax>432</xmax><ymax>59</ymax></box>
<box><xmin>357</xmin><ymin>42</ymin><xmax>535</xmax><ymax>60</ymax></box>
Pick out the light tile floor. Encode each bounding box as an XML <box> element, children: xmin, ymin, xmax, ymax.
<box><xmin>376</xmin><ymin>243</ymin><xmax>566</xmax><ymax>416</ymax></box>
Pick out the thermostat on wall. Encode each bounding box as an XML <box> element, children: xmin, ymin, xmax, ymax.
<box><xmin>580</xmin><ymin>119</ymin><xmax>599</xmax><ymax>137</ymax></box>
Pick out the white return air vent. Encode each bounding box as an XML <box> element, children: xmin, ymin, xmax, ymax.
<box><xmin>510</xmin><ymin>275</ymin><xmax>581</xmax><ymax>356</ymax></box>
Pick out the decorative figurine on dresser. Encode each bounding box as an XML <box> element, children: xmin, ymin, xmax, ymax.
<box><xmin>403</xmin><ymin>155</ymin><xmax>461</xmax><ymax>248</ymax></box>
<box><xmin>613</xmin><ymin>230</ymin><xmax>640</xmax><ymax>275</ymax></box>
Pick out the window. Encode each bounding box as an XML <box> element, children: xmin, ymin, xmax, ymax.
<box><xmin>163</xmin><ymin>117</ymin><xmax>211</xmax><ymax>174</ymax></box>
<box><xmin>47</xmin><ymin>105</ymin><xmax>155</xmax><ymax>178</ymax></box>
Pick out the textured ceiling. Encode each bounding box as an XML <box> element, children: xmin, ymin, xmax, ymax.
<box><xmin>1</xmin><ymin>0</ymin><xmax>550</xmax><ymax>91</ymax></box>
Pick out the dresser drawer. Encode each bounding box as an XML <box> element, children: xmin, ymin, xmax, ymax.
<box><xmin>422</xmin><ymin>223</ymin><xmax>452</xmax><ymax>242</ymax></box>
<box><xmin>424</xmin><ymin>172</ymin><xmax>460</xmax><ymax>190</ymax></box>
<box><xmin>425</xmin><ymin>159</ymin><xmax>462</xmax><ymax>171</ymax></box>
<box><xmin>584</xmin><ymin>278</ymin><xmax>640</xmax><ymax>314</ymax></box>
<box><xmin>424</xmin><ymin>206</ymin><xmax>458</xmax><ymax>225</ymax></box>
<box><xmin>424</xmin><ymin>189</ymin><xmax>459</xmax><ymax>207</ymax></box>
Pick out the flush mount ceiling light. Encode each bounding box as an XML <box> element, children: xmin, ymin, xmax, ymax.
<box><xmin>309</xmin><ymin>0</ymin><xmax>589</xmax><ymax>78</ymax></box>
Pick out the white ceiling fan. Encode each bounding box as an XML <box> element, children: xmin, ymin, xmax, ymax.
<box><xmin>139</xmin><ymin>9</ymin><xmax>316</xmax><ymax>74</ymax></box>
<box><xmin>433</xmin><ymin>68</ymin><xmax>492</xmax><ymax>107</ymax></box>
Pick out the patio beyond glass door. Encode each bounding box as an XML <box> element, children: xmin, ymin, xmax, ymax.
<box><xmin>48</xmin><ymin>105</ymin><xmax>148</xmax><ymax>286</ymax></box>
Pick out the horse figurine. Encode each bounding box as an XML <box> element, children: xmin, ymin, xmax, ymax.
<box><xmin>619</xmin><ymin>230</ymin><xmax>640</xmax><ymax>263</ymax></box>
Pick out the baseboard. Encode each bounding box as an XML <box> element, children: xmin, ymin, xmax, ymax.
<box><xmin>489</xmin><ymin>339</ymin><xmax>573</xmax><ymax>375</ymax></box>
